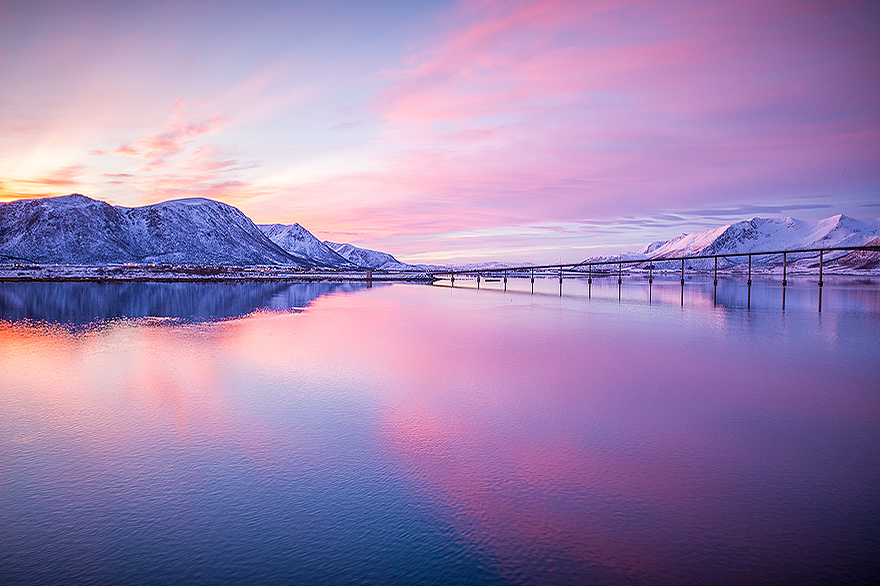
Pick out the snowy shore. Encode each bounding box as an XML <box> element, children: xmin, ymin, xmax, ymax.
<box><xmin>0</xmin><ymin>264</ymin><xmax>434</xmax><ymax>282</ymax></box>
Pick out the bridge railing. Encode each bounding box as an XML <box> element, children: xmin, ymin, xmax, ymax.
<box><xmin>417</xmin><ymin>244</ymin><xmax>880</xmax><ymax>311</ymax></box>
<box><xmin>425</xmin><ymin>244</ymin><xmax>880</xmax><ymax>282</ymax></box>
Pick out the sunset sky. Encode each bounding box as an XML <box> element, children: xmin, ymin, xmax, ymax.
<box><xmin>1</xmin><ymin>0</ymin><xmax>878</xmax><ymax>263</ymax></box>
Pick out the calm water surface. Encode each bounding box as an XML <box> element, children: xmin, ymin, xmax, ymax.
<box><xmin>1</xmin><ymin>278</ymin><xmax>878</xmax><ymax>585</ymax></box>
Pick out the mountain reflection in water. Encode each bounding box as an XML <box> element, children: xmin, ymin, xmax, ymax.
<box><xmin>0</xmin><ymin>281</ymin><xmax>381</xmax><ymax>325</ymax></box>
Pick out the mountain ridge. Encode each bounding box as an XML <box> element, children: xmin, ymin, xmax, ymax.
<box><xmin>2</xmin><ymin>194</ymin><xmax>878</xmax><ymax>271</ymax></box>
<box><xmin>259</xmin><ymin>223</ymin><xmax>356</xmax><ymax>269</ymax></box>
<box><xmin>0</xmin><ymin>194</ymin><xmax>313</xmax><ymax>267</ymax></box>
<box><xmin>257</xmin><ymin>222</ymin><xmax>420</xmax><ymax>270</ymax></box>
<box><xmin>584</xmin><ymin>215</ymin><xmax>880</xmax><ymax>271</ymax></box>
<box><xmin>322</xmin><ymin>241</ymin><xmax>415</xmax><ymax>271</ymax></box>
<box><xmin>0</xmin><ymin>193</ymin><xmax>422</xmax><ymax>270</ymax></box>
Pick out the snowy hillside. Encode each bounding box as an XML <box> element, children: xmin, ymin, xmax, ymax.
<box><xmin>0</xmin><ymin>194</ymin><xmax>314</xmax><ymax>266</ymax></box>
<box><xmin>825</xmin><ymin>235</ymin><xmax>880</xmax><ymax>271</ymax></box>
<box><xmin>259</xmin><ymin>223</ymin><xmax>355</xmax><ymax>269</ymax></box>
<box><xmin>5</xmin><ymin>195</ymin><xmax>876</xmax><ymax>273</ymax></box>
<box><xmin>323</xmin><ymin>241</ymin><xmax>416</xmax><ymax>271</ymax></box>
<box><xmin>584</xmin><ymin>215</ymin><xmax>880</xmax><ymax>272</ymax></box>
<box><xmin>0</xmin><ymin>193</ymin><xmax>419</xmax><ymax>270</ymax></box>
<box><xmin>648</xmin><ymin>215</ymin><xmax>880</xmax><ymax>258</ymax></box>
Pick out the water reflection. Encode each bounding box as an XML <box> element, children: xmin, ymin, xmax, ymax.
<box><xmin>0</xmin><ymin>281</ymin><xmax>381</xmax><ymax>326</ymax></box>
<box><xmin>0</xmin><ymin>282</ymin><xmax>878</xmax><ymax>585</ymax></box>
<box><xmin>436</xmin><ymin>275</ymin><xmax>880</xmax><ymax>314</ymax></box>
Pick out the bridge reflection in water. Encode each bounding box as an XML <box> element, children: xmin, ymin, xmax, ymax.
<box><xmin>436</xmin><ymin>276</ymin><xmax>880</xmax><ymax>315</ymax></box>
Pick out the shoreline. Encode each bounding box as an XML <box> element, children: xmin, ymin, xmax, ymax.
<box><xmin>0</xmin><ymin>276</ymin><xmax>435</xmax><ymax>283</ymax></box>
<box><xmin>1</xmin><ymin>272</ymin><xmax>877</xmax><ymax>283</ymax></box>
<box><xmin>1</xmin><ymin>263</ymin><xmax>877</xmax><ymax>283</ymax></box>
<box><xmin>0</xmin><ymin>266</ymin><xmax>435</xmax><ymax>283</ymax></box>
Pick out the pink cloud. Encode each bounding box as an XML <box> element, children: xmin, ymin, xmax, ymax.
<box><xmin>21</xmin><ymin>164</ymin><xmax>85</xmax><ymax>188</ymax></box>
<box><xmin>107</xmin><ymin>100</ymin><xmax>226</xmax><ymax>171</ymax></box>
<box><xmin>2</xmin><ymin>0</ymin><xmax>876</xmax><ymax>262</ymax></box>
<box><xmin>81</xmin><ymin>100</ymin><xmax>269</xmax><ymax>206</ymax></box>
<box><xmin>227</xmin><ymin>0</ymin><xmax>872</xmax><ymax>262</ymax></box>
<box><xmin>0</xmin><ymin>165</ymin><xmax>86</xmax><ymax>201</ymax></box>
<box><xmin>363</xmin><ymin>0</ymin><xmax>880</xmax><ymax>239</ymax></box>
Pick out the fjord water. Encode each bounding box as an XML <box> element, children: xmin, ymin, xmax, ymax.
<box><xmin>1</xmin><ymin>278</ymin><xmax>878</xmax><ymax>585</ymax></box>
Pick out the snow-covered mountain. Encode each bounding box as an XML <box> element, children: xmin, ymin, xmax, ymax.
<box><xmin>323</xmin><ymin>241</ymin><xmax>416</xmax><ymax>271</ymax></box>
<box><xmin>0</xmin><ymin>193</ymin><xmax>418</xmax><ymax>269</ymax></box>
<box><xmin>5</xmin><ymin>195</ymin><xmax>876</xmax><ymax>273</ymax></box>
<box><xmin>259</xmin><ymin>223</ymin><xmax>355</xmax><ymax>269</ymax></box>
<box><xmin>825</xmin><ymin>235</ymin><xmax>880</xmax><ymax>271</ymax></box>
<box><xmin>648</xmin><ymin>215</ymin><xmax>878</xmax><ymax>257</ymax></box>
<box><xmin>257</xmin><ymin>222</ymin><xmax>420</xmax><ymax>270</ymax></box>
<box><xmin>0</xmin><ymin>194</ymin><xmax>314</xmax><ymax>266</ymax></box>
<box><xmin>584</xmin><ymin>215</ymin><xmax>880</xmax><ymax>271</ymax></box>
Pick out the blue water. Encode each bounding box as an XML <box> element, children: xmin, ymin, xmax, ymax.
<box><xmin>1</xmin><ymin>278</ymin><xmax>878</xmax><ymax>585</ymax></box>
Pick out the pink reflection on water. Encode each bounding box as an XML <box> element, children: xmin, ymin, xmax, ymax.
<box><xmin>282</xmin><ymin>285</ymin><xmax>880</xmax><ymax>581</ymax></box>
<box><xmin>0</xmin><ymin>321</ymin><xmax>231</xmax><ymax>452</ymax></box>
<box><xmin>1</xmin><ymin>282</ymin><xmax>878</xmax><ymax>583</ymax></box>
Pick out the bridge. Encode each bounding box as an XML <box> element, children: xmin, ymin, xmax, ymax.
<box><xmin>422</xmin><ymin>244</ymin><xmax>880</xmax><ymax>312</ymax></box>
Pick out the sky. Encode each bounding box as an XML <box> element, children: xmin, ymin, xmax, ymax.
<box><xmin>1</xmin><ymin>0</ymin><xmax>878</xmax><ymax>263</ymax></box>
